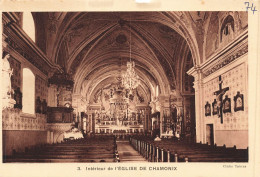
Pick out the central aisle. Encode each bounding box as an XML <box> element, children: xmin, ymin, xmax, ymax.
<box><xmin>116</xmin><ymin>140</ymin><xmax>148</xmax><ymax>163</ymax></box>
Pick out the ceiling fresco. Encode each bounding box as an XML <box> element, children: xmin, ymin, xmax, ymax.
<box><xmin>33</xmin><ymin>12</ymin><xmax>236</xmax><ymax>102</ymax></box>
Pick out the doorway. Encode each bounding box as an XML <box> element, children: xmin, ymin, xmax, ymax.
<box><xmin>206</xmin><ymin>124</ymin><xmax>214</xmax><ymax>145</ymax></box>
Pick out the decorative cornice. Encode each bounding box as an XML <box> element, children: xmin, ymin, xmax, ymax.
<box><xmin>202</xmin><ymin>29</ymin><xmax>248</xmax><ymax>68</ymax></box>
<box><xmin>5</xmin><ymin>35</ymin><xmax>48</xmax><ymax>75</ymax></box>
<box><xmin>204</xmin><ymin>44</ymin><xmax>248</xmax><ymax>76</ymax></box>
<box><xmin>187</xmin><ymin>65</ymin><xmax>201</xmax><ymax>77</ymax></box>
<box><xmin>187</xmin><ymin>30</ymin><xmax>248</xmax><ymax>78</ymax></box>
<box><xmin>2</xmin><ymin>13</ymin><xmax>63</xmax><ymax>75</ymax></box>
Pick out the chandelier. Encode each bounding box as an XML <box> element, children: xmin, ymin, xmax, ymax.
<box><xmin>122</xmin><ymin>61</ymin><xmax>140</xmax><ymax>91</ymax></box>
<box><xmin>122</xmin><ymin>16</ymin><xmax>140</xmax><ymax>92</ymax></box>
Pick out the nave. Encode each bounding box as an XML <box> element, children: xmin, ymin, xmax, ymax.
<box><xmin>4</xmin><ymin>135</ymin><xmax>248</xmax><ymax>163</ymax></box>
<box><xmin>2</xmin><ymin>12</ymin><xmax>249</xmax><ymax>163</ymax></box>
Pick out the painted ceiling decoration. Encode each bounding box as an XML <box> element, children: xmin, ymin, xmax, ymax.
<box><xmin>32</xmin><ymin>12</ymin><xmax>204</xmax><ymax>104</ymax></box>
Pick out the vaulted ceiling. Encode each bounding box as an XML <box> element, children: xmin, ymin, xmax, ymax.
<box><xmin>32</xmin><ymin>12</ymin><xmax>200</xmax><ymax>101</ymax></box>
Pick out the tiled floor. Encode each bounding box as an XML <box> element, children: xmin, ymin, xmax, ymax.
<box><xmin>116</xmin><ymin>141</ymin><xmax>148</xmax><ymax>163</ymax></box>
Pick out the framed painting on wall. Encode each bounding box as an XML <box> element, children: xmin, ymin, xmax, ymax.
<box><xmin>234</xmin><ymin>91</ymin><xmax>244</xmax><ymax>112</ymax></box>
<box><xmin>205</xmin><ymin>102</ymin><xmax>211</xmax><ymax>116</ymax></box>
<box><xmin>223</xmin><ymin>95</ymin><xmax>231</xmax><ymax>113</ymax></box>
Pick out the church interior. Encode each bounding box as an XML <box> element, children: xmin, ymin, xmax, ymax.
<box><xmin>2</xmin><ymin>12</ymin><xmax>248</xmax><ymax>162</ymax></box>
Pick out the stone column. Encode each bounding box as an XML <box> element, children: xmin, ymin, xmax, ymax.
<box><xmin>187</xmin><ymin>67</ymin><xmax>205</xmax><ymax>143</ymax></box>
<box><xmin>146</xmin><ymin>107</ymin><xmax>152</xmax><ymax>132</ymax></box>
<box><xmin>159</xmin><ymin>99</ymin><xmax>164</xmax><ymax>138</ymax></box>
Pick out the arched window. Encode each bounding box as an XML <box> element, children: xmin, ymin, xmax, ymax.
<box><xmin>220</xmin><ymin>15</ymin><xmax>235</xmax><ymax>43</ymax></box>
<box><xmin>22</xmin><ymin>12</ymin><xmax>35</xmax><ymax>42</ymax></box>
<box><xmin>22</xmin><ymin>68</ymin><xmax>35</xmax><ymax>114</ymax></box>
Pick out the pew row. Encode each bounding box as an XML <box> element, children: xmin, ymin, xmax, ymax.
<box><xmin>129</xmin><ymin>136</ymin><xmax>248</xmax><ymax>162</ymax></box>
<box><xmin>4</xmin><ymin>135</ymin><xmax>119</xmax><ymax>163</ymax></box>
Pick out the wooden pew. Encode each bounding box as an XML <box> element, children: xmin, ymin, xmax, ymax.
<box><xmin>4</xmin><ymin>135</ymin><xmax>118</xmax><ymax>163</ymax></box>
<box><xmin>130</xmin><ymin>135</ymin><xmax>248</xmax><ymax>162</ymax></box>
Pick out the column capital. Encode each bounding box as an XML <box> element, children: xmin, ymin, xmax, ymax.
<box><xmin>187</xmin><ymin>65</ymin><xmax>205</xmax><ymax>80</ymax></box>
<box><xmin>189</xmin><ymin>66</ymin><xmax>204</xmax><ymax>92</ymax></box>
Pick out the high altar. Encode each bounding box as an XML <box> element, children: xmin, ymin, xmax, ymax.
<box><xmin>85</xmin><ymin>79</ymin><xmax>151</xmax><ymax>134</ymax></box>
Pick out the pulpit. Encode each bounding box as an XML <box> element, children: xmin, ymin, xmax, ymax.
<box><xmin>47</xmin><ymin>107</ymin><xmax>74</xmax><ymax>123</ymax></box>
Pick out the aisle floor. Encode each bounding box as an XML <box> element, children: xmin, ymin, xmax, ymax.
<box><xmin>116</xmin><ymin>141</ymin><xmax>148</xmax><ymax>163</ymax></box>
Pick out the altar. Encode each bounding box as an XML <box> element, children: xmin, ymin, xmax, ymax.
<box><xmin>95</xmin><ymin>124</ymin><xmax>143</xmax><ymax>134</ymax></box>
<box><xmin>85</xmin><ymin>80</ymin><xmax>151</xmax><ymax>135</ymax></box>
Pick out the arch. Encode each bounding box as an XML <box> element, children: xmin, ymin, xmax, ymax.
<box><xmin>22</xmin><ymin>12</ymin><xmax>35</xmax><ymax>42</ymax></box>
<box><xmin>53</xmin><ymin>12</ymin><xmax>201</xmax><ymax>71</ymax></box>
<box><xmin>73</xmin><ymin>52</ymin><xmax>169</xmax><ymax>97</ymax></box>
<box><xmin>81</xmin><ymin>66</ymin><xmax>154</xmax><ymax>102</ymax></box>
<box><xmin>71</xmin><ymin>25</ymin><xmax>173</xmax><ymax>96</ymax></box>
<box><xmin>50</xmin><ymin>12</ymin><xmax>202</xmax><ymax>102</ymax></box>
<box><xmin>22</xmin><ymin>68</ymin><xmax>35</xmax><ymax>114</ymax></box>
<box><xmin>181</xmin><ymin>51</ymin><xmax>194</xmax><ymax>93</ymax></box>
<box><xmin>220</xmin><ymin>15</ymin><xmax>235</xmax><ymax>42</ymax></box>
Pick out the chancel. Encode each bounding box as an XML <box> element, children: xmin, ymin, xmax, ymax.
<box><xmin>2</xmin><ymin>12</ymin><xmax>248</xmax><ymax>163</ymax></box>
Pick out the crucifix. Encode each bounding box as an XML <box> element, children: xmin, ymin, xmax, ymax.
<box><xmin>214</xmin><ymin>76</ymin><xmax>229</xmax><ymax>124</ymax></box>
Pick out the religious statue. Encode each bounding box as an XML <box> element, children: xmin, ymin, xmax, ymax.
<box><xmin>2</xmin><ymin>52</ymin><xmax>16</xmax><ymax>109</ymax></box>
<box><xmin>2</xmin><ymin>53</ymin><xmax>13</xmax><ymax>99</ymax></box>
